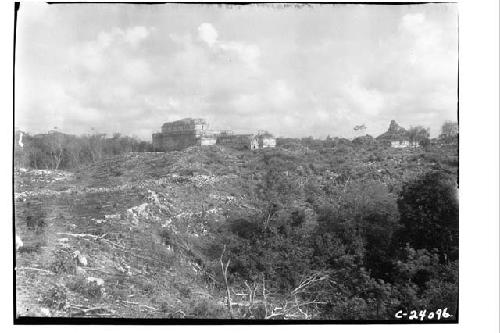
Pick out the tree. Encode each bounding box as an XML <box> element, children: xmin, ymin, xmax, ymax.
<box><xmin>439</xmin><ymin>121</ymin><xmax>458</xmax><ymax>144</ymax></box>
<box><xmin>440</xmin><ymin>121</ymin><xmax>458</xmax><ymax>138</ymax></box>
<box><xmin>85</xmin><ymin>134</ymin><xmax>106</xmax><ymax>163</ymax></box>
<box><xmin>407</xmin><ymin>126</ymin><xmax>430</xmax><ymax>147</ymax></box>
<box><xmin>315</xmin><ymin>181</ymin><xmax>400</xmax><ymax>279</ymax></box>
<box><xmin>396</xmin><ymin>171</ymin><xmax>458</xmax><ymax>262</ymax></box>
<box><xmin>46</xmin><ymin>133</ymin><xmax>65</xmax><ymax>170</ymax></box>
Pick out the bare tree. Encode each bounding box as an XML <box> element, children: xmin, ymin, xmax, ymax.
<box><xmin>46</xmin><ymin>133</ymin><xmax>65</xmax><ymax>170</ymax></box>
<box><xmin>220</xmin><ymin>245</ymin><xmax>232</xmax><ymax>318</ymax></box>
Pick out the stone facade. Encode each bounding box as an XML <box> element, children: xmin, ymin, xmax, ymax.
<box><xmin>153</xmin><ymin>118</ymin><xmax>276</xmax><ymax>151</ymax></box>
<box><xmin>217</xmin><ymin>132</ymin><xmax>276</xmax><ymax>150</ymax></box>
<box><xmin>152</xmin><ymin>118</ymin><xmax>218</xmax><ymax>151</ymax></box>
<box><xmin>378</xmin><ymin>120</ymin><xmax>425</xmax><ymax>149</ymax></box>
<box><xmin>217</xmin><ymin>133</ymin><xmax>259</xmax><ymax>150</ymax></box>
<box><xmin>390</xmin><ymin>140</ymin><xmax>420</xmax><ymax>148</ymax></box>
<box><xmin>257</xmin><ymin>133</ymin><xmax>276</xmax><ymax>148</ymax></box>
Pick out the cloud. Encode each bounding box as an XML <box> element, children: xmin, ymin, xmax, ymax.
<box><xmin>197</xmin><ymin>23</ymin><xmax>261</xmax><ymax>71</ymax></box>
<box><xmin>341</xmin><ymin>79</ymin><xmax>386</xmax><ymax>117</ymax></box>
<box><xmin>96</xmin><ymin>26</ymin><xmax>153</xmax><ymax>48</ymax></box>
<box><xmin>269</xmin><ymin>80</ymin><xmax>295</xmax><ymax>107</ymax></box>
<box><xmin>124</xmin><ymin>26</ymin><xmax>152</xmax><ymax>46</ymax></box>
<box><xmin>400</xmin><ymin>13</ymin><xmax>426</xmax><ymax>33</ymax></box>
<box><xmin>198</xmin><ymin>22</ymin><xmax>218</xmax><ymax>46</ymax></box>
<box><xmin>15</xmin><ymin>4</ymin><xmax>457</xmax><ymax>139</ymax></box>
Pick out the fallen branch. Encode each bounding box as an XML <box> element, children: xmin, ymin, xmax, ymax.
<box><xmin>292</xmin><ymin>272</ymin><xmax>328</xmax><ymax>295</ymax></box>
<box><xmin>16</xmin><ymin>267</ymin><xmax>54</xmax><ymax>275</ymax></box>
<box><xmin>57</xmin><ymin>232</ymin><xmax>107</xmax><ymax>240</ymax></box>
<box><xmin>121</xmin><ymin>300</ymin><xmax>158</xmax><ymax>311</ymax></box>
<box><xmin>264</xmin><ymin>300</ymin><xmax>327</xmax><ymax>320</ymax></box>
<box><xmin>68</xmin><ymin>305</ymin><xmax>115</xmax><ymax>315</ymax></box>
<box><xmin>83</xmin><ymin>267</ymin><xmax>115</xmax><ymax>275</ymax></box>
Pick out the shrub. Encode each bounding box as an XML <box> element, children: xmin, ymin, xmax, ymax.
<box><xmin>396</xmin><ymin>171</ymin><xmax>458</xmax><ymax>262</ymax></box>
<box><xmin>67</xmin><ymin>276</ymin><xmax>104</xmax><ymax>299</ymax></box>
<box><xmin>187</xmin><ymin>297</ymin><xmax>227</xmax><ymax>319</ymax></box>
<box><xmin>444</xmin><ymin>156</ymin><xmax>459</xmax><ymax>167</ymax></box>
<box><xmin>49</xmin><ymin>251</ymin><xmax>76</xmax><ymax>274</ymax></box>
<box><xmin>315</xmin><ymin>181</ymin><xmax>400</xmax><ymax>276</ymax></box>
<box><xmin>40</xmin><ymin>285</ymin><xmax>67</xmax><ymax>310</ymax></box>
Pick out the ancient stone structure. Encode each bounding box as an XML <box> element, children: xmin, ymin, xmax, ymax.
<box><xmin>217</xmin><ymin>131</ymin><xmax>276</xmax><ymax>150</ymax></box>
<box><xmin>153</xmin><ymin>118</ymin><xmax>276</xmax><ymax>151</ymax></box>
<box><xmin>257</xmin><ymin>132</ymin><xmax>276</xmax><ymax>148</ymax></box>
<box><xmin>390</xmin><ymin>140</ymin><xmax>417</xmax><ymax>148</ymax></box>
<box><xmin>217</xmin><ymin>133</ymin><xmax>259</xmax><ymax>150</ymax></box>
<box><xmin>377</xmin><ymin>120</ymin><xmax>420</xmax><ymax>148</ymax></box>
<box><xmin>152</xmin><ymin>118</ymin><xmax>218</xmax><ymax>151</ymax></box>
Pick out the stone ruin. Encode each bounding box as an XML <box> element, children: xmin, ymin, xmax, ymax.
<box><xmin>152</xmin><ymin>118</ymin><xmax>218</xmax><ymax>151</ymax></box>
<box><xmin>376</xmin><ymin>120</ymin><xmax>427</xmax><ymax>148</ymax></box>
<box><xmin>216</xmin><ymin>131</ymin><xmax>276</xmax><ymax>150</ymax></box>
<box><xmin>152</xmin><ymin>118</ymin><xmax>276</xmax><ymax>152</ymax></box>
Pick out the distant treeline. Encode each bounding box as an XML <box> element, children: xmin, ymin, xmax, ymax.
<box><xmin>14</xmin><ymin>131</ymin><xmax>153</xmax><ymax>170</ymax></box>
<box><xmin>277</xmin><ymin>121</ymin><xmax>458</xmax><ymax>151</ymax></box>
<box><xmin>277</xmin><ymin>134</ymin><xmax>428</xmax><ymax>151</ymax></box>
<box><xmin>15</xmin><ymin>121</ymin><xmax>457</xmax><ymax>171</ymax></box>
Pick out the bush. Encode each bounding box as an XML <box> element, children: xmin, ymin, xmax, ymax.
<box><xmin>40</xmin><ymin>285</ymin><xmax>67</xmax><ymax>310</ymax></box>
<box><xmin>187</xmin><ymin>297</ymin><xmax>227</xmax><ymax>319</ymax></box>
<box><xmin>49</xmin><ymin>252</ymin><xmax>76</xmax><ymax>274</ymax></box>
<box><xmin>67</xmin><ymin>276</ymin><xmax>104</xmax><ymax>299</ymax></box>
<box><xmin>315</xmin><ymin>181</ymin><xmax>400</xmax><ymax>278</ymax></box>
<box><xmin>396</xmin><ymin>171</ymin><xmax>458</xmax><ymax>262</ymax></box>
<box><xmin>444</xmin><ymin>156</ymin><xmax>459</xmax><ymax>167</ymax></box>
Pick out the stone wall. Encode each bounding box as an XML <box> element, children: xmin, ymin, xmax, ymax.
<box><xmin>217</xmin><ymin>134</ymin><xmax>259</xmax><ymax>150</ymax></box>
<box><xmin>258</xmin><ymin>135</ymin><xmax>276</xmax><ymax>148</ymax></box>
<box><xmin>153</xmin><ymin>118</ymin><xmax>217</xmax><ymax>151</ymax></box>
<box><xmin>161</xmin><ymin>118</ymin><xmax>208</xmax><ymax>134</ymax></box>
<box><xmin>390</xmin><ymin>140</ymin><xmax>420</xmax><ymax>148</ymax></box>
<box><xmin>153</xmin><ymin>118</ymin><xmax>276</xmax><ymax>151</ymax></box>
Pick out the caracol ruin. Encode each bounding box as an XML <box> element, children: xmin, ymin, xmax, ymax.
<box><xmin>152</xmin><ymin>118</ymin><xmax>276</xmax><ymax>152</ymax></box>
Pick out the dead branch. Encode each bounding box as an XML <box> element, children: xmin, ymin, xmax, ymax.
<box><xmin>68</xmin><ymin>305</ymin><xmax>115</xmax><ymax>315</ymax></box>
<box><xmin>264</xmin><ymin>300</ymin><xmax>327</xmax><ymax>320</ymax></box>
<box><xmin>244</xmin><ymin>280</ymin><xmax>257</xmax><ymax>306</ymax></box>
<box><xmin>292</xmin><ymin>272</ymin><xmax>328</xmax><ymax>295</ymax></box>
<box><xmin>121</xmin><ymin>300</ymin><xmax>158</xmax><ymax>311</ymax></box>
<box><xmin>83</xmin><ymin>267</ymin><xmax>115</xmax><ymax>275</ymax></box>
<box><xmin>262</xmin><ymin>274</ymin><xmax>268</xmax><ymax>317</ymax></box>
<box><xmin>16</xmin><ymin>267</ymin><xmax>55</xmax><ymax>275</ymax></box>
<box><xmin>56</xmin><ymin>232</ymin><xmax>107</xmax><ymax>240</ymax></box>
<box><xmin>220</xmin><ymin>245</ymin><xmax>233</xmax><ymax>318</ymax></box>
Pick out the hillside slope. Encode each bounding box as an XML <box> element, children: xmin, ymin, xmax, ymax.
<box><xmin>15</xmin><ymin>142</ymin><xmax>458</xmax><ymax>319</ymax></box>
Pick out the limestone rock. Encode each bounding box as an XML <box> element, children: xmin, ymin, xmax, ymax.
<box><xmin>16</xmin><ymin>235</ymin><xmax>23</xmax><ymax>250</ymax></box>
<box><xmin>40</xmin><ymin>308</ymin><xmax>51</xmax><ymax>316</ymax></box>
<box><xmin>75</xmin><ymin>266</ymin><xmax>86</xmax><ymax>276</ymax></box>
<box><xmin>87</xmin><ymin>277</ymin><xmax>105</xmax><ymax>286</ymax></box>
<box><xmin>73</xmin><ymin>250</ymin><xmax>88</xmax><ymax>267</ymax></box>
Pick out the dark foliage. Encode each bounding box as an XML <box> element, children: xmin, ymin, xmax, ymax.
<box><xmin>396</xmin><ymin>171</ymin><xmax>458</xmax><ymax>262</ymax></box>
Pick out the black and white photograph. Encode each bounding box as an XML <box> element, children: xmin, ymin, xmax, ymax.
<box><xmin>10</xmin><ymin>0</ymin><xmax>477</xmax><ymax>325</ymax></box>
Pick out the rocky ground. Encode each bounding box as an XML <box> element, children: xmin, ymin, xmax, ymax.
<box><xmin>15</xmin><ymin>147</ymin><xmax>260</xmax><ymax>318</ymax></box>
<box><xmin>14</xmin><ymin>143</ymin><xmax>458</xmax><ymax>318</ymax></box>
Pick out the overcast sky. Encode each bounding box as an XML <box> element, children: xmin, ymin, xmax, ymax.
<box><xmin>15</xmin><ymin>3</ymin><xmax>457</xmax><ymax>139</ymax></box>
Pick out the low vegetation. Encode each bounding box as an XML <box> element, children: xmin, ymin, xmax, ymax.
<box><xmin>15</xmin><ymin>130</ymin><xmax>458</xmax><ymax>320</ymax></box>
